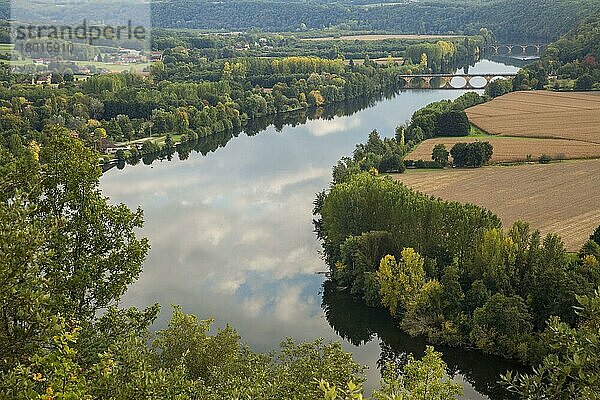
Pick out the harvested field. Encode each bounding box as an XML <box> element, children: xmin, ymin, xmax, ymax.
<box><xmin>466</xmin><ymin>91</ymin><xmax>600</xmax><ymax>144</ymax></box>
<box><xmin>302</xmin><ymin>34</ymin><xmax>463</xmax><ymax>41</ymax></box>
<box><xmin>391</xmin><ymin>159</ymin><xmax>600</xmax><ymax>251</ymax></box>
<box><xmin>406</xmin><ymin>136</ymin><xmax>600</xmax><ymax>163</ymax></box>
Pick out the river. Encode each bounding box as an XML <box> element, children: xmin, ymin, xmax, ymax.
<box><xmin>101</xmin><ymin>59</ymin><xmax>523</xmax><ymax>399</ymax></box>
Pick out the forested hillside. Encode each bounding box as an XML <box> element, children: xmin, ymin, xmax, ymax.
<box><xmin>148</xmin><ymin>0</ymin><xmax>599</xmax><ymax>41</ymax></box>
<box><xmin>1</xmin><ymin>0</ymin><xmax>598</xmax><ymax>42</ymax></box>
<box><xmin>550</xmin><ymin>14</ymin><xmax>600</xmax><ymax>62</ymax></box>
<box><xmin>516</xmin><ymin>14</ymin><xmax>600</xmax><ymax>90</ymax></box>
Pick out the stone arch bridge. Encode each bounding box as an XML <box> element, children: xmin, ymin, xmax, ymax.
<box><xmin>399</xmin><ymin>73</ymin><xmax>517</xmax><ymax>90</ymax></box>
<box><xmin>484</xmin><ymin>43</ymin><xmax>547</xmax><ymax>56</ymax></box>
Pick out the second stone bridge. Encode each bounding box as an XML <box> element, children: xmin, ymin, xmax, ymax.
<box><xmin>399</xmin><ymin>73</ymin><xmax>517</xmax><ymax>89</ymax></box>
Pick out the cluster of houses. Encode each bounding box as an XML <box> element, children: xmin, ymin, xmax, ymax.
<box><xmin>15</xmin><ymin>48</ymin><xmax>164</xmax><ymax>86</ymax></box>
<box><xmin>100</xmin><ymin>49</ymin><xmax>163</xmax><ymax>64</ymax></box>
<box><xmin>234</xmin><ymin>37</ymin><xmax>274</xmax><ymax>51</ymax></box>
<box><xmin>25</xmin><ymin>69</ymin><xmax>99</xmax><ymax>86</ymax></box>
<box><xmin>103</xmin><ymin>141</ymin><xmax>147</xmax><ymax>155</ymax></box>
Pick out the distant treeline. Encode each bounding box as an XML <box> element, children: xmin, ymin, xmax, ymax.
<box><xmin>0</xmin><ymin>40</ymin><xmax>484</xmax><ymax>156</ymax></box>
<box><xmin>148</xmin><ymin>0</ymin><xmax>599</xmax><ymax>42</ymax></box>
<box><xmin>151</xmin><ymin>29</ymin><xmax>484</xmax><ymax>63</ymax></box>
<box><xmin>1</xmin><ymin>0</ymin><xmax>598</xmax><ymax>42</ymax></box>
<box><xmin>0</xmin><ymin>59</ymin><xmax>422</xmax><ymax>153</ymax></box>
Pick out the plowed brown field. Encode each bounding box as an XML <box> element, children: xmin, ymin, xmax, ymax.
<box><xmin>408</xmin><ymin>91</ymin><xmax>600</xmax><ymax>163</ymax></box>
<box><xmin>391</xmin><ymin>159</ymin><xmax>600</xmax><ymax>250</ymax></box>
<box><xmin>466</xmin><ymin>91</ymin><xmax>600</xmax><ymax>144</ymax></box>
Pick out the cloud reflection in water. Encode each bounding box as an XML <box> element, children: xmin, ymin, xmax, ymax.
<box><xmin>101</xmin><ymin>89</ymin><xmax>487</xmax><ymax>395</ymax></box>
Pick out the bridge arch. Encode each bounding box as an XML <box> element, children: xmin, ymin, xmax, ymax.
<box><xmin>449</xmin><ymin>76</ymin><xmax>468</xmax><ymax>89</ymax></box>
<box><xmin>467</xmin><ymin>76</ymin><xmax>488</xmax><ymax>89</ymax></box>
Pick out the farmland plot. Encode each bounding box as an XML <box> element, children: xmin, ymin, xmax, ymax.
<box><xmin>392</xmin><ymin>159</ymin><xmax>600</xmax><ymax>251</ymax></box>
<box><xmin>466</xmin><ymin>91</ymin><xmax>600</xmax><ymax>144</ymax></box>
<box><xmin>406</xmin><ymin>136</ymin><xmax>600</xmax><ymax>163</ymax></box>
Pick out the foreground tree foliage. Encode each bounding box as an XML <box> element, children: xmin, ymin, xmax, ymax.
<box><xmin>38</xmin><ymin>131</ymin><xmax>149</xmax><ymax>319</ymax></box>
<box><xmin>320</xmin><ymin>346</ymin><xmax>462</xmax><ymax>400</ymax></box>
<box><xmin>502</xmin><ymin>290</ymin><xmax>600</xmax><ymax>399</ymax></box>
<box><xmin>0</xmin><ymin>198</ymin><xmax>50</xmax><ymax>370</ymax></box>
<box><xmin>0</xmin><ymin>127</ymin><xmax>148</xmax><ymax>368</ymax></box>
<box><xmin>0</xmin><ymin>127</ymin><xmax>467</xmax><ymax>399</ymax></box>
<box><xmin>1</xmin><ymin>306</ymin><xmax>367</xmax><ymax>400</ymax></box>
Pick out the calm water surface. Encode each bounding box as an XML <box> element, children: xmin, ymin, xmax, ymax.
<box><xmin>101</xmin><ymin>60</ymin><xmax>523</xmax><ymax>399</ymax></box>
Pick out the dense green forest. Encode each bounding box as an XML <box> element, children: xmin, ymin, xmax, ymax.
<box><xmin>2</xmin><ymin>0</ymin><xmax>598</xmax><ymax>42</ymax></box>
<box><xmin>313</xmin><ymin>169</ymin><xmax>600</xmax><ymax>398</ymax></box>
<box><xmin>516</xmin><ymin>15</ymin><xmax>600</xmax><ymax>90</ymax></box>
<box><xmin>148</xmin><ymin>0</ymin><xmax>600</xmax><ymax>42</ymax></box>
<box><xmin>0</xmin><ymin>59</ymin><xmax>418</xmax><ymax>158</ymax></box>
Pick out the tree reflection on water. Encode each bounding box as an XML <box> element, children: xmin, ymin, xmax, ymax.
<box><xmin>321</xmin><ymin>280</ymin><xmax>526</xmax><ymax>400</ymax></box>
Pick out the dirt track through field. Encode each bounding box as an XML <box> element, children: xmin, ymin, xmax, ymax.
<box><xmin>392</xmin><ymin>159</ymin><xmax>600</xmax><ymax>251</ymax></box>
